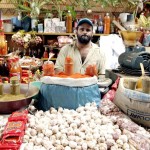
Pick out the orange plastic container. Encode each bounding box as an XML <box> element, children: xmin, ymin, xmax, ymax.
<box><xmin>104</xmin><ymin>13</ymin><xmax>111</xmax><ymax>34</ymax></box>
<box><xmin>85</xmin><ymin>64</ymin><xmax>97</xmax><ymax>77</ymax></box>
<box><xmin>64</xmin><ymin>56</ymin><xmax>74</xmax><ymax>76</ymax></box>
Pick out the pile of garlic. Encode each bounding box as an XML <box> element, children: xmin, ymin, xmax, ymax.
<box><xmin>20</xmin><ymin>102</ymin><xmax>148</xmax><ymax>150</ymax></box>
<box><xmin>0</xmin><ymin>116</ymin><xmax>8</xmax><ymax>140</ymax></box>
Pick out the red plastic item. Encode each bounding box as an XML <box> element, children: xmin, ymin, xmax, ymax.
<box><xmin>3</xmin><ymin>121</ymin><xmax>25</xmax><ymax>136</ymax></box>
<box><xmin>8</xmin><ymin>110</ymin><xmax>28</xmax><ymax>122</ymax></box>
<box><xmin>0</xmin><ymin>142</ymin><xmax>20</xmax><ymax>150</ymax></box>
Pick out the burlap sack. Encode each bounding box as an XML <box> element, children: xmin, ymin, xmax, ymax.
<box><xmin>114</xmin><ymin>77</ymin><xmax>150</xmax><ymax>127</ymax></box>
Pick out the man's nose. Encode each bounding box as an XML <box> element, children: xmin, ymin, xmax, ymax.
<box><xmin>83</xmin><ymin>29</ymin><xmax>87</xmax><ymax>34</ymax></box>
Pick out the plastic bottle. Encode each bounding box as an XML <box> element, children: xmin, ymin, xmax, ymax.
<box><xmin>104</xmin><ymin>13</ymin><xmax>111</xmax><ymax>34</ymax></box>
<box><xmin>66</xmin><ymin>10</ymin><xmax>72</xmax><ymax>33</ymax></box>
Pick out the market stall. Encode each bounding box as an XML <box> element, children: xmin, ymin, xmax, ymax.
<box><xmin>0</xmin><ymin>0</ymin><xmax>150</xmax><ymax>150</ymax></box>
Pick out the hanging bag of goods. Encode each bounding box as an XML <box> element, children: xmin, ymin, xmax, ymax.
<box><xmin>113</xmin><ymin>77</ymin><xmax>150</xmax><ymax>127</ymax></box>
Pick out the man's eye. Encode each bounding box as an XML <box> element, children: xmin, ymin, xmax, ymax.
<box><xmin>86</xmin><ymin>29</ymin><xmax>91</xmax><ymax>32</ymax></box>
<box><xmin>80</xmin><ymin>28</ymin><xmax>84</xmax><ymax>31</ymax></box>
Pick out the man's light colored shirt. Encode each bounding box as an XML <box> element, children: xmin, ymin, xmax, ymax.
<box><xmin>55</xmin><ymin>42</ymin><xmax>106</xmax><ymax>76</ymax></box>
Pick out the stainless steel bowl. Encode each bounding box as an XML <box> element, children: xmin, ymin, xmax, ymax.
<box><xmin>0</xmin><ymin>83</ymin><xmax>39</xmax><ymax>114</ymax></box>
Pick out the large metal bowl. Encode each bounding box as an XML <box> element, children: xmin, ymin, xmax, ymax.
<box><xmin>120</xmin><ymin>31</ymin><xmax>143</xmax><ymax>46</ymax></box>
<box><xmin>0</xmin><ymin>83</ymin><xmax>39</xmax><ymax>114</ymax></box>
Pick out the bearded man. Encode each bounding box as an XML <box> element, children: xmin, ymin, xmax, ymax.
<box><xmin>54</xmin><ymin>18</ymin><xmax>106</xmax><ymax>78</ymax></box>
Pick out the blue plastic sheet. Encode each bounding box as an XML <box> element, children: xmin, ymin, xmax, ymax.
<box><xmin>37</xmin><ymin>83</ymin><xmax>101</xmax><ymax>111</ymax></box>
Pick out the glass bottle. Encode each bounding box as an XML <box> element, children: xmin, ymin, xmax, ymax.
<box><xmin>111</xmin><ymin>16</ymin><xmax>116</xmax><ymax>34</ymax></box>
<box><xmin>104</xmin><ymin>13</ymin><xmax>111</xmax><ymax>34</ymax></box>
<box><xmin>66</xmin><ymin>10</ymin><xmax>72</xmax><ymax>33</ymax></box>
<box><xmin>43</xmin><ymin>48</ymin><xmax>49</xmax><ymax>58</ymax></box>
<box><xmin>37</xmin><ymin>49</ymin><xmax>41</xmax><ymax>58</ymax></box>
<box><xmin>10</xmin><ymin>59</ymin><xmax>22</xmax><ymax>81</ymax></box>
<box><xmin>97</xmin><ymin>15</ymin><xmax>104</xmax><ymax>34</ymax></box>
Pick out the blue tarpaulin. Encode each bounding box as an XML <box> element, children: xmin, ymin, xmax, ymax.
<box><xmin>37</xmin><ymin>83</ymin><xmax>101</xmax><ymax>111</ymax></box>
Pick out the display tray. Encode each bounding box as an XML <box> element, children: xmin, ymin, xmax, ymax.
<box><xmin>19</xmin><ymin>56</ymin><xmax>43</xmax><ymax>69</ymax></box>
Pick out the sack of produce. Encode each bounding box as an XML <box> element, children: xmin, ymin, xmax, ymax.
<box><xmin>37</xmin><ymin>76</ymin><xmax>101</xmax><ymax>111</ymax></box>
<box><xmin>114</xmin><ymin>77</ymin><xmax>150</xmax><ymax>127</ymax></box>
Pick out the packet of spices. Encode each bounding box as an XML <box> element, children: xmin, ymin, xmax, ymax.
<box><xmin>8</xmin><ymin>110</ymin><xmax>28</xmax><ymax>123</ymax></box>
<box><xmin>2</xmin><ymin>121</ymin><xmax>25</xmax><ymax>136</ymax></box>
<box><xmin>0</xmin><ymin>142</ymin><xmax>21</xmax><ymax>150</ymax></box>
<box><xmin>2</xmin><ymin>132</ymin><xmax>24</xmax><ymax>145</ymax></box>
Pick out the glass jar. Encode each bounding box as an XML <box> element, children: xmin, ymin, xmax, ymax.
<box><xmin>10</xmin><ymin>76</ymin><xmax>20</xmax><ymax>95</ymax></box>
<box><xmin>64</xmin><ymin>56</ymin><xmax>74</xmax><ymax>76</ymax></box>
<box><xmin>42</xmin><ymin>61</ymin><xmax>54</xmax><ymax>76</ymax></box>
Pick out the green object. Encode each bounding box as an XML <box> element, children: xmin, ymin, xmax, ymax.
<box><xmin>30</xmin><ymin>81</ymin><xmax>42</xmax><ymax>90</ymax></box>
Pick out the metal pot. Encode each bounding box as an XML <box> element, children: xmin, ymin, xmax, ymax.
<box><xmin>0</xmin><ymin>83</ymin><xmax>39</xmax><ymax>114</ymax></box>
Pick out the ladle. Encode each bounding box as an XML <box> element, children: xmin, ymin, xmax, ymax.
<box><xmin>136</xmin><ymin>63</ymin><xmax>145</xmax><ymax>89</ymax></box>
<box><xmin>140</xmin><ymin>63</ymin><xmax>145</xmax><ymax>76</ymax></box>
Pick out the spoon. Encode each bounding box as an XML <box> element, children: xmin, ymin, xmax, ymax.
<box><xmin>25</xmin><ymin>65</ymin><xmax>31</xmax><ymax>97</ymax></box>
<box><xmin>48</xmin><ymin>52</ymin><xmax>55</xmax><ymax>62</ymax></box>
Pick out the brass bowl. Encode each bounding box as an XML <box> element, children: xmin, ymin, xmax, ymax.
<box><xmin>0</xmin><ymin>83</ymin><xmax>39</xmax><ymax>114</ymax></box>
<box><xmin>120</xmin><ymin>31</ymin><xmax>143</xmax><ymax>46</ymax></box>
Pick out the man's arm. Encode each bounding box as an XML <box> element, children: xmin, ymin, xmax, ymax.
<box><xmin>54</xmin><ymin>45</ymin><xmax>68</xmax><ymax>74</ymax></box>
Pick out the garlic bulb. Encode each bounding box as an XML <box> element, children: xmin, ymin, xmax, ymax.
<box><xmin>64</xmin><ymin>146</ymin><xmax>71</xmax><ymax>150</ymax></box>
<box><xmin>69</xmin><ymin>141</ymin><xmax>77</xmax><ymax>148</ymax></box>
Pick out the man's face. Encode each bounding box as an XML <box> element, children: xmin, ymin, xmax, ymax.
<box><xmin>76</xmin><ymin>23</ymin><xmax>93</xmax><ymax>44</ymax></box>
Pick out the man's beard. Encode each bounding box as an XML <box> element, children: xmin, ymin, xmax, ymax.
<box><xmin>77</xmin><ymin>34</ymin><xmax>92</xmax><ymax>44</ymax></box>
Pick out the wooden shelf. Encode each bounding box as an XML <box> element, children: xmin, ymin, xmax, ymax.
<box><xmin>41</xmin><ymin>58</ymin><xmax>57</xmax><ymax>61</ymax></box>
<box><xmin>4</xmin><ymin>32</ymin><xmax>108</xmax><ymax>37</ymax></box>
